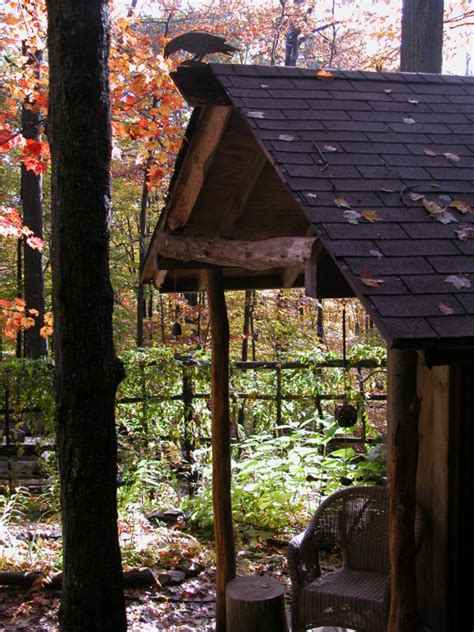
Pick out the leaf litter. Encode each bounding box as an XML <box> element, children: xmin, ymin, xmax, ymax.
<box><xmin>0</xmin><ymin>517</ymin><xmax>298</xmax><ymax>631</ymax></box>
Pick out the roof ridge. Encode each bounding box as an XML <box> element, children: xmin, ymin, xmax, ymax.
<box><xmin>209</xmin><ymin>62</ymin><xmax>472</xmax><ymax>85</ymax></box>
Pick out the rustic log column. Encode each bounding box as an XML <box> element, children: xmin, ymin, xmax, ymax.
<box><xmin>206</xmin><ymin>268</ymin><xmax>236</xmax><ymax>631</ymax></box>
<box><xmin>387</xmin><ymin>348</ymin><xmax>420</xmax><ymax>632</ymax></box>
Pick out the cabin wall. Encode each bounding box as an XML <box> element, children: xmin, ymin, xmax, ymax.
<box><xmin>415</xmin><ymin>356</ymin><xmax>474</xmax><ymax>631</ymax></box>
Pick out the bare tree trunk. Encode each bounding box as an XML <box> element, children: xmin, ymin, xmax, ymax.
<box><xmin>136</xmin><ymin>162</ymin><xmax>149</xmax><ymax>347</ymax></box>
<box><xmin>46</xmin><ymin>1</ymin><xmax>126</xmax><ymax>630</ymax></box>
<box><xmin>400</xmin><ymin>0</ymin><xmax>444</xmax><ymax>72</ymax></box>
<box><xmin>21</xmin><ymin>49</ymin><xmax>47</xmax><ymax>358</ymax></box>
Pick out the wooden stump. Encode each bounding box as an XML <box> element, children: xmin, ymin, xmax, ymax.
<box><xmin>226</xmin><ymin>575</ymin><xmax>288</xmax><ymax>632</ymax></box>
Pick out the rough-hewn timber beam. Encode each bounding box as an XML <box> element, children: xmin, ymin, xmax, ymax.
<box><xmin>155</xmin><ymin>234</ymin><xmax>317</xmax><ymax>270</ymax></box>
<box><xmin>168</xmin><ymin>106</ymin><xmax>231</xmax><ymax>232</ymax></box>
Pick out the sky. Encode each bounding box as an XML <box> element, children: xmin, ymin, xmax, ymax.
<box><xmin>114</xmin><ymin>0</ymin><xmax>473</xmax><ymax>75</ymax></box>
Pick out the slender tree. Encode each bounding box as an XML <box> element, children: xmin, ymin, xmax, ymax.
<box><xmin>46</xmin><ymin>1</ymin><xmax>126</xmax><ymax>630</ymax></box>
<box><xmin>400</xmin><ymin>0</ymin><xmax>444</xmax><ymax>72</ymax></box>
<box><xmin>22</xmin><ymin>49</ymin><xmax>47</xmax><ymax>358</ymax></box>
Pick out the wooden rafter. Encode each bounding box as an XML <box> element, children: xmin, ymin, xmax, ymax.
<box><xmin>219</xmin><ymin>150</ymin><xmax>267</xmax><ymax>238</ymax></box>
<box><xmin>167</xmin><ymin>106</ymin><xmax>231</xmax><ymax>231</ymax></box>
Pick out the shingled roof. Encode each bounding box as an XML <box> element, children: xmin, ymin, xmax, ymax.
<box><xmin>145</xmin><ymin>63</ymin><xmax>474</xmax><ymax>349</ymax></box>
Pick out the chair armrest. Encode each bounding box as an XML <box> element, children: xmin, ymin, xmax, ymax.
<box><xmin>287</xmin><ymin>530</ymin><xmax>321</xmax><ymax>590</ymax></box>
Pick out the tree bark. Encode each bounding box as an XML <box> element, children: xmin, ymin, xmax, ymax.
<box><xmin>206</xmin><ymin>269</ymin><xmax>236</xmax><ymax>631</ymax></box>
<box><xmin>46</xmin><ymin>2</ymin><xmax>126</xmax><ymax>631</ymax></box>
<box><xmin>21</xmin><ymin>49</ymin><xmax>47</xmax><ymax>359</ymax></box>
<box><xmin>387</xmin><ymin>348</ymin><xmax>420</xmax><ymax>632</ymax></box>
<box><xmin>400</xmin><ymin>0</ymin><xmax>444</xmax><ymax>73</ymax></box>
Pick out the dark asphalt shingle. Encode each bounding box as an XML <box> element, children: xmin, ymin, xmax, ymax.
<box><xmin>207</xmin><ymin>65</ymin><xmax>474</xmax><ymax>346</ymax></box>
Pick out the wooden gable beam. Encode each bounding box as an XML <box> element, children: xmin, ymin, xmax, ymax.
<box><xmin>167</xmin><ymin>106</ymin><xmax>231</xmax><ymax>232</ymax></box>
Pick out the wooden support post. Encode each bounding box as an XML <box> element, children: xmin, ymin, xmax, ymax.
<box><xmin>387</xmin><ymin>348</ymin><xmax>420</xmax><ymax>632</ymax></box>
<box><xmin>206</xmin><ymin>269</ymin><xmax>236</xmax><ymax>631</ymax></box>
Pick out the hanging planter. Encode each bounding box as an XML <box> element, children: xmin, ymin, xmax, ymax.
<box><xmin>335</xmin><ymin>403</ymin><xmax>357</xmax><ymax>428</ymax></box>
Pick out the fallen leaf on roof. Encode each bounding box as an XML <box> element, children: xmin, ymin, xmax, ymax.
<box><xmin>316</xmin><ymin>68</ymin><xmax>334</xmax><ymax>80</ymax></box>
<box><xmin>423</xmin><ymin>198</ymin><xmax>446</xmax><ymax>215</ymax></box>
<box><xmin>305</xmin><ymin>192</ymin><xmax>318</xmax><ymax>198</ymax></box>
<box><xmin>343</xmin><ymin>210</ymin><xmax>361</xmax><ymax>224</ymax></box>
<box><xmin>334</xmin><ymin>197</ymin><xmax>351</xmax><ymax>209</ymax></box>
<box><xmin>324</xmin><ymin>145</ymin><xmax>337</xmax><ymax>152</ymax></box>
<box><xmin>449</xmin><ymin>199</ymin><xmax>473</xmax><ymax>214</ymax></box>
<box><xmin>247</xmin><ymin>111</ymin><xmax>265</xmax><ymax>119</ymax></box>
<box><xmin>278</xmin><ymin>134</ymin><xmax>294</xmax><ymax>142</ymax></box>
<box><xmin>362</xmin><ymin>209</ymin><xmax>381</xmax><ymax>223</ymax></box>
<box><xmin>434</xmin><ymin>211</ymin><xmax>458</xmax><ymax>224</ymax></box>
<box><xmin>454</xmin><ymin>224</ymin><xmax>474</xmax><ymax>241</ymax></box>
<box><xmin>439</xmin><ymin>302</ymin><xmax>454</xmax><ymax>316</ymax></box>
<box><xmin>384</xmin><ymin>89</ymin><xmax>392</xmax><ymax>94</ymax></box>
<box><xmin>423</xmin><ymin>148</ymin><xmax>437</xmax><ymax>156</ymax></box>
<box><xmin>369</xmin><ymin>248</ymin><xmax>383</xmax><ymax>258</ymax></box>
<box><xmin>360</xmin><ymin>267</ymin><xmax>384</xmax><ymax>288</ymax></box>
<box><xmin>403</xmin><ymin>117</ymin><xmax>416</xmax><ymax>125</ymax></box>
<box><xmin>408</xmin><ymin>99</ymin><xmax>419</xmax><ymax>105</ymax></box>
<box><xmin>380</xmin><ymin>188</ymin><xmax>393</xmax><ymax>193</ymax></box>
<box><xmin>408</xmin><ymin>192</ymin><xmax>425</xmax><ymax>202</ymax></box>
<box><xmin>443</xmin><ymin>152</ymin><xmax>460</xmax><ymax>162</ymax></box>
<box><xmin>445</xmin><ymin>274</ymin><xmax>471</xmax><ymax>290</ymax></box>
<box><xmin>260</xmin><ymin>84</ymin><xmax>269</xmax><ymax>89</ymax></box>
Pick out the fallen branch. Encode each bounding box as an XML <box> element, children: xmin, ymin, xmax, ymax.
<box><xmin>0</xmin><ymin>567</ymin><xmax>157</xmax><ymax>589</ymax></box>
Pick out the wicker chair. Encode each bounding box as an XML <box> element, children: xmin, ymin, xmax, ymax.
<box><xmin>288</xmin><ymin>485</ymin><xmax>418</xmax><ymax>632</ymax></box>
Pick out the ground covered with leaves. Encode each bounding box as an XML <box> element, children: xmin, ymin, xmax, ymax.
<box><xmin>0</xmin><ymin>514</ymin><xmax>298</xmax><ymax>631</ymax></box>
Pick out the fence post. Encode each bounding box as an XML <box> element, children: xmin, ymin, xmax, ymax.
<box><xmin>275</xmin><ymin>365</ymin><xmax>282</xmax><ymax>435</ymax></box>
<box><xmin>182</xmin><ymin>364</ymin><xmax>195</xmax><ymax>495</ymax></box>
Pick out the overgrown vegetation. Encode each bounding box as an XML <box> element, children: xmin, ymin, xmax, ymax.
<box><xmin>1</xmin><ymin>342</ymin><xmax>387</xmax><ymax>538</ymax></box>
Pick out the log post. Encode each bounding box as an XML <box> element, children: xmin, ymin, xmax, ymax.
<box><xmin>226</xmin><ymin>575</ymin><xmax>288</xmax><ymax>632</ymax></box>
<box><xmin>206</xmin><ymin>268</ymin><xmax>236</xmax><ymax>631</ymax></box>
<box><xmin>387</xmin><ymin>348</ymin><xmax>420</xmax><ymax>632</ymax></box>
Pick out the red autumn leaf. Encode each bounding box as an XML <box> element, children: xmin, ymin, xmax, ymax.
<box><xmin>315</xmin><ymin>68</ymin><xmax>334</xmax><ymax>80</ymax></box>
<box><xmin>360</xmin><ymin>267</ymin><xmax>384</xmax><ymax>288</ymax></box>
<box><xmin>439</xmin><ymin>303</ymin><xmax>454</xmax><ymax>316</ymax></box>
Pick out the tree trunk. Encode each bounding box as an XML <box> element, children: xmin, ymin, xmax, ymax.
<box><xmin>400</xmin><ymin>0</ymin><xmax>444</xmax><ymax>73</ymax></box>
<box><xmin>206</xmin><ymin>269</ymin><xmax>236</xmax><ymax>631</ymax></box>
<box><xmin>21</xmin><ymin>60</ymin><xmax>47</xmax><ymax>358</ymax></box>
<box><xmin>46</xmin><ymin>2</ymin><xmax>126</xmax><ymax>631</ymax></box>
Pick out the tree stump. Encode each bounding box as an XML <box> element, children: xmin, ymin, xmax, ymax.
<box><xmin>226</xmin><ymin>575</ymin><xmax>288</xmax><ymax>632</ymax></box>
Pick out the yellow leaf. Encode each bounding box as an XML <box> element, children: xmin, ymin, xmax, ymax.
<box><xmin>449</xmin><ymin>199</ymin><xmax>473</xmax><ymax>214</ymax></box>
<box><xmin>362</xmin><ymin>209</ymin><xmax>381</xmax><ymax>222</ymax></box>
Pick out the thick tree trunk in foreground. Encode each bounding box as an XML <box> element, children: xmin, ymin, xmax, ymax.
<box><xmin>387</xmin><ymin>349</ymin><xmax>420</xmax><ymax>632</ymax></box>
<box><xmin>22</xmin><ymin>50</ymin><xmax>47</xmax><ymax>358</ymax></box>
<box><xmin>46</xmin><ymin>2</ymin><xmax>126</xmax><ymax>631</ymax></box>
<box><xmin>206</xmin><ymin>269</ymin><xmax>236</xmax><ymax>631</ymax></box>
<box><xmin>400</xmin><ymin>0</ymin><xmax>444</xmax><ymax>73</ymax></box>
